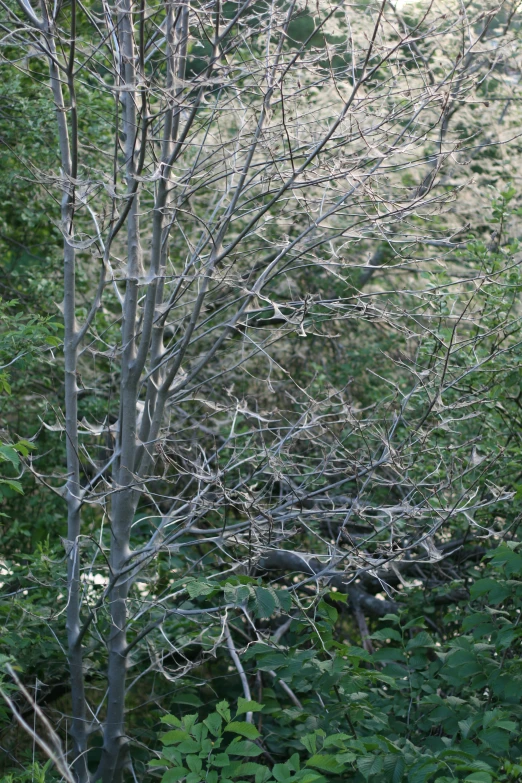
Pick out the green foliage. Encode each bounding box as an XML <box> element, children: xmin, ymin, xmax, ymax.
<box><xmin>3</xmin><ymin>208</ymin><xmax>522</xmax><ymax>778</ymax></box>
<box><xmin>154</xmin><ymin>700</ymin><xmax>324</xmax><ymax>783</ymax></box>
<box><xmin>0</xmin><ymin>300</ymin><xmax>63</xmax><ymax>359</ymax></box>
<box><xmin>182</xmin><ymin>578</ymin><xmax>292</xmax><ymax>618</ymax></box>
<box><xmin>0</xmin><ymin>298</ymin><xmax>57</xmax><ymax>499</ymax></box>
<box><xmin>0</xmin><ymin>761</ymin><xmax>57</xmax><ymax>783</ymax></box>
<box><xmin>151</xmin><ymin>545</ymin><xmax>522</xmax><ymax>783</ymax></box>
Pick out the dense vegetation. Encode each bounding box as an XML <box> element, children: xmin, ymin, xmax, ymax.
<box><xmin>1</xmin><ymin>0</ymin><xmax>522</xmax><ymax>781</ymax></box>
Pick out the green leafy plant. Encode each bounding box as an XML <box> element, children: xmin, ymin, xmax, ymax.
<box><xmin>153</xmin><ymin>698</ymin><xmax>325</xmax><ymax>783</ymax></box>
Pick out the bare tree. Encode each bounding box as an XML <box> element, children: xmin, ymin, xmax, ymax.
<box><xmin>1</xmin><ymin>0</ymin><xmax>520</xmax><ymax>780</ymax></box>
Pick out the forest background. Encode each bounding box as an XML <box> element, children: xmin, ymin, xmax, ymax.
<box><xmin>1</xmin><ymin>0</ymin><xmax>522</xmax><ymax>782</ymax></box>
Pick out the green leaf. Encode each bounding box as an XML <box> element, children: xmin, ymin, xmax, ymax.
<box><xmin>253</xmin><ymin>651</ymin><xmax>286</xmax><ymax>671</ymax></box>
<box><xmin>490</xmin><ymin>546</ymin><xmax>522</xmax><ymax>577</ymax></box>
<box><xmin>495</xmin><ymin>720</ymin><xmax>517</xmax><ymax>731</ymax></box>
<box><xmin>357</xmin><ymin>755</ymin><xmax>383</xmax><ymax>780</ymax></box>
<box><xmin>13</xmin><ymin>439</ymin><xmax>35</xmax><ymax>456</ymax></box>
<box><xmin>224</xmin><ymin>583</ymin><xmax>253</xmax><ymax>604</ymax></box>
<box><xmin>176</xmin><ymin>739</ymin><xmax>201</xmax><ymax>753</ymax></box>
<box><xmin>216</xmin><ymin>700</ymin><xmax>231</xmax><ymax>723</ymax></box>
<box><xmin>371</xmin><ymin>628</ymin><xmax>402</xmax><ymax>643</ymax></box>
<box><xmin>186</xmin><ymin>579</ymin><xmax>217</xmax><ymax>598</ymax></box>
<box><xmin>225</xmin><ymin>722</ymin><xmax>260</xmax><ymax>740</ymax></box>
<box><xmin>254</xmin><ymin>587</ymin><xmax>277</xmax><ymax>618</ymax></box>
<box><xmin>171</xmin><ymin>691</ymin><xmax>203</xmax><ymax>707</ymax></box>
<box><xmin>287</xmin><ymin>754</ymin><xmax>300</xmax><ymax>772</ymax></box>
<box><xmin>161</xmin><ymin>729</ymin><xmax>191</xmax><ymax>745</ymax></box>
<box><xmin>403</xmin><ymin>616</ymin><xmax>426</xmax><ymax>630</ymax></box>
<box><xmin>212</xmin><ymin>754</ymin><xmax>230</xmax><ymax>767</ymax></box>
<box><xmin>0</xmin><ymin>445</ymin><xmax>20</xmax><ymax>467</ymax></box>
<box><xmin>255</xmin><ymin>768</ymin><xmax>272</xmax><ymax>783</ymax></box>
<box><xmin>458</xmin><ymin>717</ymin><xmax>475</xmax><ymax>739</ymax></box>
<box><xmin>488</xmin><ymin>583</ymin><xmax>512</xmax><ymax>604</ymax></box>
<box><xmin>162</xmin><ymin>748</ymin><xmax>182</xmax><ymax>765</ymax></box>
<box><xmin>227</xmin><ymin>740</ymin><xmax>263</xmax><ymax>757</ymax></box>
<box><xmin>182</xmin><ymin>714</ymin><xmax>198</xmax><ymax>732</ymax></box>
<box><xmin>335</xmin><ymin>752</ymin><xmax>356</xmax><ymax>764</ymax></box>
<box><xmin>478</xmin><ymin>728</ymin><xmax>510</xmax><ymax>751</ymax></box>
<box><xmin>192</xmin><ymin>723</ymin><xmax>208</xmax><ymax>742</ymax></box>
<box><xmin>470</xmin><ymin>579</ymin><xmax>499</xmax><ymax>599</ymax></box>
<box><xmin>384</xmin><ymin>755</ymin><xmax>405</xmax><ymax>783</ymax></box>
<box><xmin>276</xmin><ymin>589</ymin><xmax>292</xmax><ymax>612</ymax></box>
<box><xmin>501</xmin><ymin>185</ymin><xmax>516</xmax><ymax>201</ymax></box>
<box><xmin>236</xmin><ymin>698</ymin><xmax>264</xmax><ymax>716</ymax></box>
<box><xmin>161</xmin><ymin>767</ymin><xmax>188</xmax><ymax>783</ymax></box>
<box><xmin>272</xmin><ymin>763</ymin><xmax>293</xmax><ymax>782</ymax></box>
<box><xmin>0</xmin><ymin>479</ymin><xmax>23</xmax><ymax>494</ymax></box>
<box><xmin>406</xmin><ymin>632</ymin><xmax>435</xmax><ymax>650</ymax></box>
<box><xmin>408</xmin><ymin>761</ymin><xmax>440</xmax><ymax>783</ymax></box>
<box><xmin>0</xmin><ymin>376</ymin><xmax>11</xmax><ymax>394</ymax></box>
<box><xmin>186</xmin><ymin>756</ymin><xmax>202</xmax><ymax>774</ymax></box>
<box><xmin>186</xmin><ymin>756</ymin><xmax>203</xmax><ymax>772</ymax></box>
<box><xmin>300</xmin><ymin>734</ymin><xmax>317</xmax><ymax>755</ymax></box>
<box><xmin>236</xmin><ymin>763</ymin><xmax>268</xmax><ymax>777</ymax></box>
<box><xmin>171</xmin><ymin>693</ymin><xmax>203</xmax><ymax>707</ymax></box>
<box><xmin>204</xmin><ymin>712</ymin><xmax>223</xmax><ymax>737</ymax></box>
<box><xmin>464</xmin><ymin>775</ymin><xmax>492</xmax><ymax>783</ymax></box>
<box><xmin>161</xmin><ymin>715</ymin><xmax>181</xmax><ymax>727</ymax></box>
<box><xmin>323</xmin><ymin>734</ymin><xmax>351</xmax><ymax>749</ymax></box>
<box><xmin>392</xmin><ymin>757</ymin><xmax>405</xmax><ymax>783</ymax></box>
<box><xmin>372</xmin><ymin>648</ymin><xmax>405</xmax><ymax>663</ymax></box>
<box><xmin>306</xmin><ymin>755</ymin><xmax>343</xmax><ymax>773</ymax></box>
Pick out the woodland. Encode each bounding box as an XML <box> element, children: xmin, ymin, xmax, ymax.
<box><xmin>1</xmin><ymin>0</ymin><xmax>522</xmax><ymax>781</ymax></box>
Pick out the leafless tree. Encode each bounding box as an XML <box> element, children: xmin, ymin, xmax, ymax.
<box><xmin>1</xmin><ymin>0</ymin><xmax>520</xmax><ymax>779</ymax></box>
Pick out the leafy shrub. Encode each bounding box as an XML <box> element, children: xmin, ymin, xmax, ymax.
<box><xmin>152</xmin><ymin>544</ymin><xmax>522</xmax><ymax>783</ymax></box>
